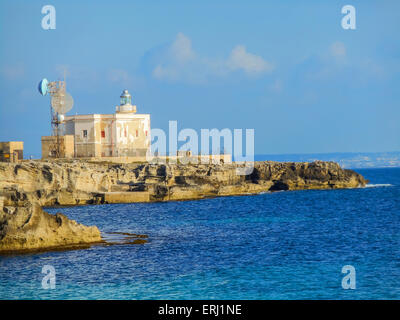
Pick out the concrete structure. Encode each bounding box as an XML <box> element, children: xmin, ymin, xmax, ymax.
<box><xmin>41</xmin><ymin>90</ymin><xmax>151</xmax><ymax>159</ymax></box>
<box><xmin>77</xmin><ymin>153</ymin><xmax>232</xmax><ymax>164</ymax></box>
<box><xmin>64</xmin><ymin>90</ymin><xmax>150</xmax><ymax>158</ymax></box>
<box><xmin>41</xmin><ymin>135</ymin><xmax>74</xmax><ymax>159</ymax></box>
<box><xmin>0</xmin><ymin>141</ymin><xmax>23</xmax><ymax>162</ymax></box>
<box><xmin>39</xmin><ymin>89</ymin><xmax>231</xmax><ymax>163</ymax></box>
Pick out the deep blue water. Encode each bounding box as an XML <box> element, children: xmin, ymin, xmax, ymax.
<box><xmin>1</xmin><ymin>168</ymin><xmax>399</xmax><ymax>299</ymax></box>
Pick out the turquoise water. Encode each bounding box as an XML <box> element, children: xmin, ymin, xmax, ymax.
<box><xmin>1</xmin><ymin>168</ymin><xmax>399</xmax><ymax>299</ymax></box>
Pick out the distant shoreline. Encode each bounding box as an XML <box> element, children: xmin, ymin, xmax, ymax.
<box><xmin>254</xmin><ymin>151</ymin><xmax>400</xmax><ymax>169</ymax></box>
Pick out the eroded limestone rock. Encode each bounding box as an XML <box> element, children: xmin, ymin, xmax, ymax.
<box><xmin>0</xmin><ymin>202</ymin><xmax>101</xmax><ymax>252</ymax></box>
<box><xmin>0</xmin><ymin>160</ymin><xmax>368</xmax><ymax>206</ymax></box>
<box><xmin>0</xmin><ymin>160</ymin><xmax>368</xmax><ymax>253</ymax></box>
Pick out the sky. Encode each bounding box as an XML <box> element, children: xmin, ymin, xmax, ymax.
<box><xmin>0</xmin><ymin>0</ymin><xmax>399</xmax><ymax>158</ymax></box>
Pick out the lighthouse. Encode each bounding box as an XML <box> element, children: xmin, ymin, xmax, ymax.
<box><xmin>116</xmin><ymin>89</ymin><xmax>137</xmax><ymax>113</ymax></box>
<box><xmin>47</xmin><ymin>89</ymin><xmax>151</xmax><ymax>159</ymax></box>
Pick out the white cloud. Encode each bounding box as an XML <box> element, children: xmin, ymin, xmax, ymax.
<box><xmin>151</xmin><ymin>33</ymin><xmax>273</xmax><ymax>83</ymax></box>
<box><xmin>152</xmin><ymin>33</ymin><xmax>197</xmax><ymax>82</ymax></box>
<box><xmin>169</xmin><ymin>32</ymin><xmax>196</xmax><ymax>64</ymax></box>
<box><xmin>299</xmin><ymin>41</ymin><xmax>386</xmax><ymax>85</ymax></box>
<box><xmin>227</xmin><ymin>45</ymin><xmax>273</xmax><ymax>75</ymax></box>
<box><xmin>152</xmin><ymin>64</ymin><xmax>179</xmax><ymax>81</ymax></box>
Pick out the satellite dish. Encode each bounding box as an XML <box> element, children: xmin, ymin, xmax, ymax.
<box><xmin>58</xmin><ymin>114</ymin><xmax>65</xmax><ymax>123</ymax></box>
<box><xmin>38</xmin><ymin>78</ymin><xmax>49</xmax><ymax>96</ymax></box>
<box><xmin>51</xmin><ymin>91</ymin><xmax>74</xmax><ymax>114</ymax></box>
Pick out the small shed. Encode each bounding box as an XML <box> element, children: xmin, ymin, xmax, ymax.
<box><xmin>0</xmin><ymin>141</ymin><xmax>24</xmax><ymax>162</ymax></box>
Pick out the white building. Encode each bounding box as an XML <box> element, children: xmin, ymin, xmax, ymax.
<box><xmin>64</xmin><ymin>90</ymin><xmax>150</xmax><ymax>158</ymax></box>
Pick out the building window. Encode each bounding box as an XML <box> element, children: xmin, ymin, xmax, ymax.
<box><xmin>136</xmin><ymin>130</ymin><xmax>139</xmax><ymax>137</ymax></box>
<box><xmin>124</xmin><ymin>129</ymin><xmax>127</xmax><ymax>137</ymax></box>
<box><xmin>145</xmin><ymin>130</ymin><xmax>148</xmax><ymax>136</ymax></box>
<box><xmin>101</xmin><ymin>130</ymin><xmax>105</xmax><ymax>138</ymax></box>
<box><xmin>83</xmin><ymin>130</ymin><xmax>87</xmax><ymax>138</ymax></box>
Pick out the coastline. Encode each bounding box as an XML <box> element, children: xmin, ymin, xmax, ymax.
<box><xmin>0</xmin><ymin>160</ymin><xmax>368</xmax><ymax>206</ymax></box>
<box><xmin>0</xmin><ymin>160</ymin><xmax>368</xmax><ymax>253</ymax></box>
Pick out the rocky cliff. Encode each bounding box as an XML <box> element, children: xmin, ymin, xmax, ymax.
<box><xmin>0</xmin><ymin>160</ymin><xmax>367</xmax><ymax>252</ymax></box>
<box><xmin>0</xmin><ymin>160</ymin><xmax>368</xmax><ymax>206</ymax></box>
<box><xmin>0</xmin><ymin>202</ymin><xmax>101</xmax><ymax>252</ymax></box>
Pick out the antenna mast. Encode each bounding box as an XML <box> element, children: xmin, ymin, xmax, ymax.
<box><xmin>38</xmin><ymin>74</ymin><xmax>74</xmax><ymax>158</ymax></box>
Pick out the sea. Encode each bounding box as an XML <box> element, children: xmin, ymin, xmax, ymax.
<box><xmin>0</xmin><ymin>167</ymin><xmax>399</xmax><ymax>300</ymax></box>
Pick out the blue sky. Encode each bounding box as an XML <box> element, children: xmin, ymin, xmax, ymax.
<box><xmin>0</xmin><ymin>0</ymin><xmax>399</xmax><ymax>158</ymax></box>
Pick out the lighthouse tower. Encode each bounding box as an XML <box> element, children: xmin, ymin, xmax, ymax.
<box><xmin>116</xmin><ymin>89</ymin><xmax>137</xmax><ymax>113</ymax></box>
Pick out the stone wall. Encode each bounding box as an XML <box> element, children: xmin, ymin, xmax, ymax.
<box><xmin>41</xmin><ymin>135</ymin><xmax>74</xmax><ymax>159</ymax></box>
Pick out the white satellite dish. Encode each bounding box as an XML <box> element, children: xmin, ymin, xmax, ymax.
<box><xmin>51</xmin><ymin>91</ymin><xmax>74</xmax><ymax>114</ymax></box>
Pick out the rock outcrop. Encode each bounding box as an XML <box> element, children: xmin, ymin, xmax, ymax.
<box><xmin>0</xmin><ymin>160</ymin><xmax>367</xmax><ymax>252</ymax></box>
<box><xmin>0</xmin><ymin>201</ymin><xmax>101</xmax><ymax>252</ymax></box>
<box><xmin>0</xmin><ymin>160</ymin><xmax>368</xmax><ymax>206</ymax></box>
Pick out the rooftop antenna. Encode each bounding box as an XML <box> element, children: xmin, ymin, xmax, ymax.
<box><xmin>38</xmin><ymin>70</ymin><xmax>74</xmax><ymax>158</ymax></box>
